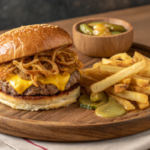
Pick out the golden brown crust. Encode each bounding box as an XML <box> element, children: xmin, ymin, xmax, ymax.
<box><xmin>0</xmin><ymin>85</ymin><xmax>80</xmax><ymax>111</ymax></box>
<box><xmin>0</xmin><ymin>24</ymin><xmax>72</xmax><ymax>63</ymax></box>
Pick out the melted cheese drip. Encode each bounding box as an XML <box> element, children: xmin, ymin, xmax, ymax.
<box><xmin>6</xmin><ymin>74</ymin><xmax>70</xmax><ymax>94</ymax></box>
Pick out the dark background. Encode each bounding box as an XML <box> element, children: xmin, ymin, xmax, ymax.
<box><xmin>0</xmin><ymin>0</ymin><xmax>150</xmax><ymax>30</ymax></box>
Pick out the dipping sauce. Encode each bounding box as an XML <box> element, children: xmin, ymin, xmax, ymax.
<box><xmin>95</xmin><ymin>97</ymin><xmax>126</xmax><ymax>118</ymax></box>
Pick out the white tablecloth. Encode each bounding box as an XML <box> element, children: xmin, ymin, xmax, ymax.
<box><xmin>0</xmin><ymin>129</ymin><xmax>150</xmax><ymax>150</ymax></box>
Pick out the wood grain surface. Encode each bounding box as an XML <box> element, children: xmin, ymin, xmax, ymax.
<box><xmin>0</xmin><ymin>43</ymin><xmax>149</xmax><ymax>142</ymax></box>
<box><xmin>0</xmin><ymin>5</ymin><xmax>149</xmax><ymax>142</ymax></box>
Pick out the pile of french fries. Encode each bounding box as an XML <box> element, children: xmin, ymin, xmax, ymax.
<box><xmin>81</xmin><ymin>52</ymin><xmax>150</xmax><ymax>111</ymax></box>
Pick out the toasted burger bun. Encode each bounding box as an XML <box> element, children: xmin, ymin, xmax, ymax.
<box><xmin>0</xmin><ymin>24</ymin><xmax>81</xmax><ymax>111</ymax></box>
<box><xmin>0</xmin><ymin>24</ymin><xmax>72</xmax><ymax>63</ymax></box>
<box><xmin>0</xmin><ymin>85</ymin><xmax>80</xmax><ymax>111</ymax></box>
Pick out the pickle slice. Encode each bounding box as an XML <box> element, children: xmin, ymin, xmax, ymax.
<box><xmin>79</xmin><ymin>24</ymin><xmax>93</xmax><ymax>35</ymax></box>
<box><xmin>79</xmin><ymin>95</ymin><xmax>107</xmax><ymax>110</ymax></box>
<box><xmin>88</xmin><ymin>22</ymin><xmax>126</xmax><ymax>32</ymax></box>
<box><xmin>111</xmin><ymin>31</ymin><xmax>122</xmax><ymax>35</ymax></box>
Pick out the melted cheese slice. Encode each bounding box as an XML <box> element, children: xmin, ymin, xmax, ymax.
<box><xmin>6</xmin><ymin>73</ymin><xmax>70</xmax><ymax>94</ymax></box>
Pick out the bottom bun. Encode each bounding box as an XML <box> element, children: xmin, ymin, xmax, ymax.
<box><xmin>0</xmin><ymin>85</ymin><xmax>80</xmax><ymax>111</ymax></box>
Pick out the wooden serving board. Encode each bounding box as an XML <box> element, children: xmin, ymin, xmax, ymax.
<box><xmin>0</xmin><ymin>43</ymin><xmax>150</xmax><ymax>142</ymax></box>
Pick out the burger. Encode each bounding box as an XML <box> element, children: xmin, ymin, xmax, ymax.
<box><xmin>0</xmin><ymin>24</ymin><xmax>83</xmax><ymax>111</ymax></box>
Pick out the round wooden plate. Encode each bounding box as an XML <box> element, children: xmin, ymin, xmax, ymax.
<box><xmin>0</xmin><ymin>43</ymin><xmax>150</xmax><ymax>142</ymax></box>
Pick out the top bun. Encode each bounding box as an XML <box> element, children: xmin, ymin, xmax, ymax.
<box><xmin>0</xmin><ymin>24</ymin><xmax>72</xmax><ymax>63</ymax></box>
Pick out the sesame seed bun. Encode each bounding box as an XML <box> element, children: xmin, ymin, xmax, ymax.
<box><xmin>0</xmin><ymin>24</ymin><xmax>80</xmax><ymax>111</ymax></box>
<box><xmin>0</xmin><ymin>24</ymin><xmax>72</xmax><ymax>63</ymax></box>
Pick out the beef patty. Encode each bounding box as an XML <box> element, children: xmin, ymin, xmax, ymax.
<box><xmin>0</xmin><ymin>71</ymin><xmax>80</xmax><ymax>96</ymax></box>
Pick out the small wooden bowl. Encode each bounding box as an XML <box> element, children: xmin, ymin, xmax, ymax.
<box><xmin>72</xmin><ymin>18</ymin><xmax>133</xmax><ymax>57</ymax></box>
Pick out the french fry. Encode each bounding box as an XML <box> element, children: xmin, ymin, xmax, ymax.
<box><xmin>137</xmin><ymin>101</ymin><xmax>149</xmax><ymax>109</ymax></box>
<box><xmin>82</xmin><ymin>66</ymin><xmax>107</xmax><ymax>80</ymax></box>
<box><xmin>86</xmin><ymin>72</ymin><xmax>107</xmax><ymax>81</ymax></box>
<box><xmin>99</xmin><ymin>67</ymin><xmax>149</xmax><ymax>86</ymax></box>
<box><xmin>110</xmin><ymin>53</ymin><xmax>133</xmax><ymax>61</ymax></box>
<box><xmin>83</xmin><ymin>67</ymin><xmax>100</xmax><ymax>74</ymax></box>
<box><xmin>80</xmin><ymin>74</ymin><xmax>98</xmax><ymax>86</ymax></box>
<box><xmin>100</xmin><ymin>64</ymin><xmax>124</xmax><ymax>74</ymax></box>
<box><xmin>129</xmin><ymin>85</ymin><xmax>150</xmax><ymax>95</ymax></box>
<box><xmin>81</xmin><ymin>51</ymin><xmax>150</xmax><ymax>112</ymax></box>
<box><xmin>119</xmin><ymin>77</ymin><xmax>131</xmax><ymax>84</ymax></box>
<box><xmin>133</xmin><ymin>74</ymin><xmax>150</xmax><ymax>82</ymax></box>
<box><xmin>102</xmin><ymin>58</ymin><xmax>134</xmax><ymax>67</ymax></box>
<box><xmin>107</xmin><ymin>93</ymin><xmax>135</xmax><ymax>111</ymax></box>
<box><xmin>90</xmin><ymin>60</ymin><xmax>146</xmax><ymax>93</ymax></box>
<box><xmin>114</xmin><ymin>84</ymin><xmax>129</xmax><ymax>93</ymax></box>
<box><xmin>131</xmin><ymin>76</ymin><xmax>149</xmax><ymax>87</ymax></box>
<box><xmin>99</xmin><ymin>65</ymin><xmax>147</xmax><ymax>86</ymax></box>
<box><xmin>133</xmin><ymin>51</ymin><xmax>150</xmax><ymax>64</ymax></box>
<box><xmin>114</xmin><ymin>59</ymin><xmax>134</xmax><ymax>67</ymax></box>
<box><xmin>88</xmin><ymin>64</ymin><xmax>131</xmax><ymax>84</ymax></box>
<box><xmin>93</xmin><ymin>62</ymin><xmax>101</xmax><ymax>68</ymax></box>
<box><xmin>105</xmin><ymin>87</ymin><xmax>148</xmax><ymax>104</ymax></box>
<box><xmin>134</xmin><ymin>74</ymin><xmax>150</xmax><ymax>83</ymax></box>
<box><xmin>138</xmin><ymin>69</ymin><xmax>150</xmax><ymax>78</ymax></box>
<box><xmin>134</xmin><ymin>52</ymin><xmax>150</xmax><ymax>78</ymax></box>
<box><xmin>102</xmin><ymin>58</ymin><xmax>117</xmax><ymax>66</ymax></box>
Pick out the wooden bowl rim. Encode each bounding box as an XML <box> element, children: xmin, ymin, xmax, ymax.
<box><xmin>73</xmin><ymin>17</ymin><xmax>133</xmax><ymax>38</ymax></box>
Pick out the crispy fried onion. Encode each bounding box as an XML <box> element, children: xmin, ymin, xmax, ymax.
<box><xmin>0</xmin><ymin>47</ymin><xmax>83</xmax><ymax>87</ymax></box>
